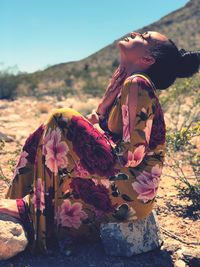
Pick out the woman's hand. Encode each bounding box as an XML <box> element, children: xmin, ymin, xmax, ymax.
<box><xmin>0</xmin><ymin>199</ymin><xmax>20</xmax><ymax>219</ymax></box>
<box><xmin>86</xmin><ymin>110</ymin><xmax>99</xmax><ymax>125</ymax></box>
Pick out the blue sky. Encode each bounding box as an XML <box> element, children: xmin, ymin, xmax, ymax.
<box><xmin>0</xmin><ymin>0</ymin><xmax>188</xmax><ymax>73</ymax></box>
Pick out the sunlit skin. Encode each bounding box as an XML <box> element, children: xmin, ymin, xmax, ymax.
<box><xmin>92</xmin><ymin>31</ymin><xmax>170</xmax><ymax>117</ymax></box>
<box><xmin>117</xmin><ymin>31</ymin><xmax>169</xmax><ymax>76</ymax></box>
<box><xmin>0</xmin><ymin>198</ymin><xmax>20</xmax><ymax>219</ymax></box>
<box><xmin>0</xmin><ymin>31</ymin><xmax>170</xmax><ymax>219</ymax></box>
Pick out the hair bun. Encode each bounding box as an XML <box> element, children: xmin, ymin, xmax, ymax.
<box><xmin>176</xmin><ymin>50</ymin><xmax>200</xmax><ymax>78</ymax></box>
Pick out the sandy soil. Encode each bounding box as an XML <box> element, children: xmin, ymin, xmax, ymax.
<box><xmin>0</xmin><ymin>96</ymin><xmax>199</xmax><ymax>267</ymax></box>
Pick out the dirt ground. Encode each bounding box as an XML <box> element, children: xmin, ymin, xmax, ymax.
<box><xmin>0</xmin><ymin>97</ymin><xmax>199</xmax><ymax>267</ymax></box>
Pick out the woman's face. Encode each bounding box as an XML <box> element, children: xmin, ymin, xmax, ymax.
<box><xmin>117</xmin><ymin>31</ymin><xmax>168</xmax><ymax>65</ymax></box>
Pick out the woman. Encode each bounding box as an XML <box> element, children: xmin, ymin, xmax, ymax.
<box><xmin>1</xmin><ymin>31</ymin><xmax>199</xmax><ymax>255</ymax></box>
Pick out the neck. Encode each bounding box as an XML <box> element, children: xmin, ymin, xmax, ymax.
<box><xmin>119</xmin><ymin>52</ymin><xmax>140</xmax><ymax>75</ymax></box>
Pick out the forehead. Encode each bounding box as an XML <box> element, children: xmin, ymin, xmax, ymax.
<box><xmin>147</xmin><ymin>31</ymin><xmax>168</xmax><ymax>42</ymax></box>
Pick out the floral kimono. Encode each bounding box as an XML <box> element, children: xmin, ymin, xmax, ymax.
<box><xmin>5</xmin><ymin>73</ymin><xmax>166</xmax><ymax>254</ymax></box>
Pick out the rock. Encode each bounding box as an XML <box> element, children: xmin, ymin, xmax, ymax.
<box><xmin>174</xmin><ymin>259</ymin><xmax>186</xmax><ymax>267</ymax></box>
<box><xmin>0</xmin><ymin>132</ymin><xmax>14</xmax><ymax>142</ymax></box>
<box><xmin>163</xmin><ymin>242</ymin><xmax>182</xmax><ymax>254</ymax></box>
<box><xmin>176</xmin><ymin>247</ymin><xmax>186</xmax><ymax>259</ymax></box>
<box><xmin>0</xmin><ymin>213</ymin><xmax>28</xmax><ymax>260</ymax></box>
<box><xmin>182</xmin><ymin>250</ymin><xmax>200</xmax><ymax>266</ymax></box>
<box><xmin>100</xmin><ymin>210</ymin><xmax>163</xmax><ymax>257</ymax></box>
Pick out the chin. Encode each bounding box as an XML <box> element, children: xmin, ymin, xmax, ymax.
<box><xmin>117</xmin><ymin>40</ymin><xmax>126</xmax><ymax>50</ymax></box>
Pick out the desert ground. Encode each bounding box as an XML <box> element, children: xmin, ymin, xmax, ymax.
<box><xmin>0</xmin><ymin>96</ymin><xmax>199</xmax><ymax>267</ymax></box>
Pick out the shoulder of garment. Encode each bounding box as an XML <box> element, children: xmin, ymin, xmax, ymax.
<box><xmin>114</xmin><ymin>73</ymin><xmax>159</xmax><ymax>168</ymax></box>
<box><xmin>122</xmin><ymin>73</ymin><xmax>157</xmax><ymax>100</ymax></box>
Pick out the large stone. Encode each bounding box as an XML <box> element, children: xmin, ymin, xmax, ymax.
<box><xmin>100</xmin><ymin>210</ymin><xmax>163</xmax><ymax>257</ymax></box>
<box><xmin>0</xmin><ymin>213</ymin><xmax>28</xmax><ymax>260</ymax></box>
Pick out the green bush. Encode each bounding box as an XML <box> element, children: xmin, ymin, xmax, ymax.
<box><xmin>82</xmin><ymin>80</ymin><xmax>104</xmax><ymax>97</ymax></box>
<box><xmin>0</xmin><ymin>74</ymin><xmax>19</xmax><ymax>99</ymax></box>
<box><xmin>166</xmin><ymin>121</ymin><xmax>200</xmax><ymax>209</ymax></box>
<box><xmin>160</xmin><ymin>73</ymin><xmax>200</xmax><ymax>107</ymax></box>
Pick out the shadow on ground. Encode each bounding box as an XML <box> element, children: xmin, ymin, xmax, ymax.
<box><xmin>0</xmin><ymin>240</ymin><xmax>174</xmax><ymax>267</ymax></box>
<box><xmin>165</xmin><ymin>201</ymin><xmax>200</xmax><ymax>221</ymax></box>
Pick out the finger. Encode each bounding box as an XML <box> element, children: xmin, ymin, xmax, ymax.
<box><xmin>113</xmin><ymin>67</ymin><xmax>120</xmax><ymax>77</ymax></box>
<box><xmin>116</xmin><ymin>69</ymin><xmax>127</xmax><ymax>80</ymax></box>
<box><xmin>113</xmin><ymin>66</ymin><xmax>126</xmax><ymax>79</ymax></box>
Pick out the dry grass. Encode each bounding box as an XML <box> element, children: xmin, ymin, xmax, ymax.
<box><xmin>37</xmin><ymin>102</ymin><xmax>51</xmax><ymax>114</ymax></box>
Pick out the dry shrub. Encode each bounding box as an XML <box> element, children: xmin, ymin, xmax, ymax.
<box><xmin>37</xmin><ymin>102</ymin><xmax>51</xmax><ymax>114</ymax></box>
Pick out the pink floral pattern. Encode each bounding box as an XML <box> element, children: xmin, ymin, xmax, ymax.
<box><xmin>73</xmin><ymin>160</ymin><xmax>90</xmax><ymax>178</ymax></box>
<box><xmin>132</xmin><ymin>164</ymin><xmax>162</xmax><ymax>203</ymax></box>
<box><xmin>92</xmin><ymin>178</ymin><xmax>111</xmax><ymax>189</ymax></box>
<box><xmin>144</xmin><ymin>119</ymin><xmax>153</xmax><ymax>144</ymax></box>
<box><xmin>12</xmin><ymin>150</ymin><xmax>28</xmax><ymax>180</ymax></box>
<box><xmin>121</xmin><ymin>102</ymin><xmax>131</xmax><ymax>143</ymax></box>
<box><xmin>100</xmin><ymin>179</ymin><xmax>111</xmax><ymax>189</ymax></box>
<box><xmin>42</xmin><ymin>127</ymin><xmax>69</xmax><ymax>175</ymax></box>
<box><xmin>55</xmin><ymin>199</ymin><xmax>88</xmax><ymax>229</ymax></box>
<box><xmin>31</xmin><ymin>178</ymin><xmax>45</xmax><ymax>211</ymax></box>
<box><xmin>124</xmin><ymin>145</ymin><xmax>146</xmax><ymax>167</ymax></box>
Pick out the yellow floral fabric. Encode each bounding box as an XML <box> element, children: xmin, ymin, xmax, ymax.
<box><xmin>6</xmin><ymin>73</ymin><xmax>166</xmax><ymax>254</ymax></box>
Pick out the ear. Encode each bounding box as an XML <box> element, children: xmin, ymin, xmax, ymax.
<box><xmin>141</xmin><ymin>55</ymin><xmax>155</xmax><ymax>66</ymax></box>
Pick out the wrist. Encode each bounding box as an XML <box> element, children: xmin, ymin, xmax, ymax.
<box><xmin>95</xmin><ymin>105</ymin><xmax>105</xmax><ymax>119</ymax></box>
<box><xmin>95</xmin><ymin>111</ymin><xmax>105</xmax><ymax>120</ymax></box>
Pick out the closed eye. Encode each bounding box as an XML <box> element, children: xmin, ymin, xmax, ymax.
<box><xmin>130</xmin><ymin>31</ymin><xmax>150</xmax><ymax>42</ymax></box>
<box><xmin>141</xmin><ymin>32</ymin><xmax>151</xmax><ymax>42</ymax></box>
<box><xmin>139</xmin><ymin>33</ymin><xmax>147</xmax><ymax>41</ymax></box>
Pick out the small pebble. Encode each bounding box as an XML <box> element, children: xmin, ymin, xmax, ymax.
<box><xmin>176</xmin><ymin>247</ymin><xmax>185</xmax><ymax>258</ymax></box>
<box><xmin>174</xmin><ymin>259</ymin><xmax>186</xmax><ymax>267</ymax></box>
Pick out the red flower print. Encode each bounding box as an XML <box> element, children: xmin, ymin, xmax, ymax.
<box><xmin>66</xmin><ymin>115</ymin><xmax>117</xmax><ymax>176</ymax></box>
<box><xmin>23</xmin><ymin>123</ymin><xmax>45</xmax><ymax>164</ymax></box>
<box><xmin>12</xmin><ymin>151</ymin><xmax>28</xmax><ymax>180</ymax></box>
<box><xmin>69</xmin><ymin>177</ymin><xmax>117</xmax><ymax>213</ymax></box>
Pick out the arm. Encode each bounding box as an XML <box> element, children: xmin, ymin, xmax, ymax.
<box><xmin>0</xmin><ymin>198</ymin><xmax>20</xmax><ymax>219</ymax></box>
<box><xmin>85</xmin><ymin>109</ymin><xmax>100</xmax><ymax>125</ymax></box>
<box><xmin>116</xmin><ymin>77</ymin><xmax>155</xmax><ymax>167</ymax></box>
<box><xmin>85</xmin><ymin>110</ymin><xmax>105</xmax><ymax>134</ymax></box>
<box><xmin>95</xmin><ymin>67</ymin><xmax>127</xmax><ymax>117</ymax></box>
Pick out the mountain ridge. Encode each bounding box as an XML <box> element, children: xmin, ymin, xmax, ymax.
<box><xmin>0</xmin><ymin>0</ymin><xmax>199</xmax><ymax>99</ymax></box>
<box><xmin>43</xmin><ymin>0</ymin><xmax>200</xmax><ymax>78</ymax></box>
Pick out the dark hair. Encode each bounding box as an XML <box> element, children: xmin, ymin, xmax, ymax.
<box><xmin>145</xmin><ymin>39</ymin><xmax>200</xmax><ymax>90</ymax></box>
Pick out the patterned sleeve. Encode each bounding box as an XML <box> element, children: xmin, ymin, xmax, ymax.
<box><xmin>16</xmin><ymin>196</ymin><xmax>34</xmax><ymax>243</ymax></box>
<box><xmin>116</xmin><ymin>76</ymin><xmax>156</xmax><ymax>167</ymax></box>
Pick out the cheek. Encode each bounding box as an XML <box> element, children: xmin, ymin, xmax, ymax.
<box><xmin>125</xmin><ymin>44</ymin><xmax>142</xmax><ymax>60</ymax></box>
<box><xmin>128</xmin><ymin>40</ymin><xmax>144</xmax><ymax>52</ymax></box>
